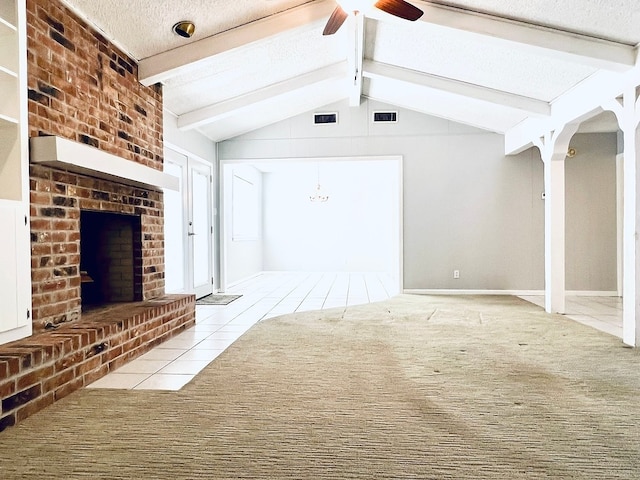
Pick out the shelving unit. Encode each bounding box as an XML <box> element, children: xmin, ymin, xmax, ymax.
<box><xmin>0</xmin><ymin>0</ymin><xmax>31</xmax><ymax>344</ymax></box>
<box><xmin>0</xmin><ymin>0</ymin><xmax>22</xmax><ymax>200</ymax></box>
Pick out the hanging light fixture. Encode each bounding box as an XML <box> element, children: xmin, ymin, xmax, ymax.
<box><xmin>309</xmin><ymin>164</ymin><xmax>329</xmax><ymax>203</ymax></box>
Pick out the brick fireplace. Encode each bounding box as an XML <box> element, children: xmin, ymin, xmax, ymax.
<box><xmin>30</xmin><ymin>165</ymin><xmax>166</xmax><ymax>332</ymax></box>
<box><xmin>0</xmin><ymin>0</ymin><xmax>197</xmax><ymax>432</ymax></box>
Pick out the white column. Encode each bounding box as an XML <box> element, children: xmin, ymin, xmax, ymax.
<box><xmin>604</xmin><ymin>89</ymin><xmax>640</xmax><ymax>346</ymax></box>
<box><xmin>624</xmin><ymin>126</ymin><xmax>640</xmax><ymax>346</ymax></box>
<box><xmin>544</xmin><ymin>157</ymin><xmax>566</xmax><ymax>313</ymax></box>
<box><xmin>535</xmin><ymin>124</ymin><xmax>579</xmax><ymax>314</ymax></box>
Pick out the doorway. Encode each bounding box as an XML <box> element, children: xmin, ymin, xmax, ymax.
<box><xmin>219</xmin><ymin>156</ymin><xmax>403</xmax><ymax>293</ymax></box>
<box><xmin>164</xmin><ymin>148</ymin><xmax>214</xmax><ymax>298</ymax></box>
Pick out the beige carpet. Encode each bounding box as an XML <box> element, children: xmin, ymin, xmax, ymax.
<box><xmin>1</xmin><ymin>294</ymin><xmax>639</xmax><ymax>479</ymax></box>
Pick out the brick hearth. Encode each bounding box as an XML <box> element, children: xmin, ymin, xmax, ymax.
<box><xmin>0</xmin><ymin>294</ymin><xmax>195</xmax><ymax>432</ymax></box>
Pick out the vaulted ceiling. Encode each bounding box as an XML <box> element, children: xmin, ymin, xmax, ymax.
<box><xmin>62</xmin><ymin>0</ymin><xmax>640</xmax><ymax>148</ymax></box>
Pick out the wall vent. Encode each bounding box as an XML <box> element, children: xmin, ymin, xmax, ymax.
<box><xmin>373</xmin><ymin>111</ymin><xmax>398</xmax><ymax>123</ymax></box>
<box><xmin>314</xmin><ymin>112</ymin><xmax>338</xmax><ymax>125</ymax></box>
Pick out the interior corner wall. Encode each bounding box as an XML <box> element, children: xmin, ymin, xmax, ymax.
<box><xmin>565</xmin><ymin>132</ymin><xmax>617</xmax><ymax>291</ymax></box>
<box><xmin>218</xmin><ymin>99</ymin><xmax>614</xmax><ymax>292</ymax></box>
<box><xmin>163</xmin><ymin>110</ymin><xmax>217</xmax><ymax>164</ymax></box>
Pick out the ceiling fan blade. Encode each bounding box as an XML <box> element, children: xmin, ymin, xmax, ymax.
<box><xmin>374</xmin><ymin>0</ymin><xmax>424</xmax><ymax>21</ymax></box>
<box><xmin>323</xmin><ymin>6</ymin><xmax>349</xmax><ymax>35</ymax></box>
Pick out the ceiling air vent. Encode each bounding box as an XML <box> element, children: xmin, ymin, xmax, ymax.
<box><xmin>314</xmin><ymin>112</ymin><xmax>338</xmax><ymax>125</ymax></box>
<box><xmin>373</xmin><ymin>111</ymin><xmax>398</xmax><ymax>123</ymax></box>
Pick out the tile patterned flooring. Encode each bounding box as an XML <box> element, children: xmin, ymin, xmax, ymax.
<box><xmin>87</xmin><ymin>273</ymin><xmax>622</xmax><ymax>391</ymax></box>
<box><xmin>519</xmin><ymin>294</ymin><xmax>623</xmax><ymax>338</ymax></box>
<box><xmin>87</xmin><ymin>272</ymin><xmax>399</xmax><ymax>391</ymax></box>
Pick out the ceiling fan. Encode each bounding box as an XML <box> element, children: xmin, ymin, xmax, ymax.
<box><xmin>323</xmin><ymin>0</ymin><xmax>424</xmax><ymax>35</ymax></box>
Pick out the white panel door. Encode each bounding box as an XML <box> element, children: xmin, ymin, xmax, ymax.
<box><xmin>189</xmin><ymin>160</ymin><xmax>213</xmax><ymax>298</ymax></box>
<box><xmin>163</xmin><ymin>156</ymin><xmax>188</xmax><ymax>293</ymax></box>
<box><xmin>164</xmin><ymin>148</ymin><xmax>213</xmax><ymax>298</ymax></box>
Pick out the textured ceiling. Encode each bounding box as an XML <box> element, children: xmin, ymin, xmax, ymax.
<box><xmin>427</xmin><ymin>0</ymin><xmax>640</xmax><ymax>45</ymax></box>
<box><xmin>62</xmin><ymin>0</ymin><xmax>312</xmax><ymax>59</ymax></box>
<box><xmin>61</xmin><ymin>0</ymin><xmax>640</xmax><ymax>142</ymax></box>
<box><xmin>366</xmin><ymin>19</ymin><xmax>598</xmax><ymax>102</ymax></box>
<box><xmin>162</xmin><ymin>24</ymin><xmax>346</xmax><ymax>115</ymax></box>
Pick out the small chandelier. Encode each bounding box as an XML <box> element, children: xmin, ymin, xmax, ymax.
<box><xmin>310</xmin><ymin>165</ymin><xmax>329</xmax><ymax>203</ymax></box>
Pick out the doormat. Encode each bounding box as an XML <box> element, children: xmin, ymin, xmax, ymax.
<box><xmin>196</xmin><ymin>294</ymin><xmax>242</xmax><ymax>306</ymax></box>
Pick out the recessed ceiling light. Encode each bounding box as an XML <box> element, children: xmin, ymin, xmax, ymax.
<box><xmin>172</xmin><ymin>21</ymin><xmax>195</xmax><ymax>39</ymax></box>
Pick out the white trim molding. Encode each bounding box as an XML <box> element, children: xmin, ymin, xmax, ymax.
<box><xmin>30</xmin><ymin>136</ymin><xmax>179</xmax><ymax>191</ymax></box>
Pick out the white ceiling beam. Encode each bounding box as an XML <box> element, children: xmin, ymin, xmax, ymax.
<box><xmin>347</xmin><ymin>13</ymin><xmax>365</xmax><ymax>107</ymax></box>
<box><xmin>138</xmin><ymin>0</ymin><xmax>336</xmax><ymax>86</ymax></box>
<box><xmin>199</xmin><ymin>80</ymin><xmax>347</xmax><ymax>142</ymax></box>
<box><xmin>363</xmin><ymin>91</ymin><xmax>508</xmax><ymax>133</ymax></box>
<box><xmin>505</xmin><ymin>65</ymin><xmax>640</xmax><ymax>154</ymax></box>
<box><xmin>363</xmin><ymin>60</ymin><xmax>551</xmax><ymax>116</ymax></box>
<box><xmin>177</xmin><ymin>62</ymin><xmax>348</xmax><ymax>130</ymax></box>
<box><xmin>369</xmin><ymin>1</ymin><xmax>637</xmax><ymax>72</ymax></box>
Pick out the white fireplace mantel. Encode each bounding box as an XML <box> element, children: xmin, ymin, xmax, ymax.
<box><xmin>29</xmin><ymin>136</ymin><xmax>179</xmax><ymax>191</ymax></box>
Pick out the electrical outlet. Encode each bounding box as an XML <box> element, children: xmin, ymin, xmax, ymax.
<box><xmin>453</xmin><ymin>270</ymin><xmax>460</xmax><ymax>279</ymax></box>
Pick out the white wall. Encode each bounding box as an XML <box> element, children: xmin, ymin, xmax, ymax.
<box><xmin>222</xmin><ymin>164</ymin><xmax>263</xmax><ymax>286</ymax></box>
<box><xmin>566</xmin><ymin>133</ymin><xmax>617</xmax><ymax>292</ymax></box>
<box><xmin>163</xmin><ymin>110</ymin><xmax>216</xmax><ymax>163</ymax></box>
<box><xmin>219</xmin><ymin>99</ymin><xmax>617</xmax><ymax>292</ymax></box>
<box><xmin>262</xmin><ymin>160</ymin><xmax>400</xmax><ymax>273</ymax></box>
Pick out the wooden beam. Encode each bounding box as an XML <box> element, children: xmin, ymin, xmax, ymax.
<box><xmin>177</xmin><ymin>63</ymin><xmax>348</xmax><ymax>130</ymax></box>
<box><xmin>347</xmin><ymin>13</ymin><xmax>365</xmax><ymax>106</ymax></box>
<box><xmin>363</xmin><ymin>60</ymin><xmax>551</xmax><ymax>116</ymax></box>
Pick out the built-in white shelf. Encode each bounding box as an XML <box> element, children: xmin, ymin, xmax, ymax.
<box><xmin>0</xmin><ymin>35</ymin><xmax>18</xmax><ymax>74</ymax></box>
<box><xmin>0</xmin><ymin>0</ymin><xmax>29</xmax><ymax>345</ymax></box>
<box><xmin>0</xmin><ymin>15</ymin><xmax>16</xmax><ymax>33</ymax></box>
<box><xmin>0</xmin><ymin>122</ymin><xmax>20</xmax><ymax>200</ymax></box>
<box><xmin>0</xmin><ymin>2</ymin><xmax>16</xmax><ymax>27</ymax></box>
<box><xmin>0</xmin><ymin>7</ymin><xmax>17</xmax><ymax>79</ymax></box>
<box><xmin>0</xmin><ymin>71</ymin><xmax>18</xmax><ymax>122</ymax></box>
<box><xmin>0</xmin><ymin>111</ymin><xmax>18</xmax><ymax>125</ymax></box>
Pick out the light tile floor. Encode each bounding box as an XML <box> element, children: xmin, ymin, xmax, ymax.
<box><xmin>519</xmin><ymin>294</ymin><xmax>622</xmax><ymax>338</ymax></box>
<box><xmin>87</xmin><ymin>272</ymin><xmax>398</xmax><ymax>391</ymax></box>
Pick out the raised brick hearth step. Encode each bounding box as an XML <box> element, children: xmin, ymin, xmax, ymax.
<box><xmin>0</xmin><ymin>294</ymin><xmax>195</xmax><ymax>432</ymax></box>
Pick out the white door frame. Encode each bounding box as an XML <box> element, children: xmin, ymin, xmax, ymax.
<box><xmin>189</xmin><ymin>158</ymin><xmax>214</xmax><ymax>298</ymax></box>
<box><xmin>164</xmin><ymin>144</ymin><xmax>214</xmax><ymax>297</ymax></box>
<box><xmin>218</xmin><ymin>155</ymin><xmax>403</xmax><ymax>293</ymax></box>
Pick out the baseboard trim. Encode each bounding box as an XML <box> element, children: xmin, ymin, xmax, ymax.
<box><xmin>403</xmin><ymin>289</ymin><xmax>620</xmax><ymax>297</ymax></box>
<box><xmin>566</xmin><ymin>291</ymin><xmax>619</xmax><ymax>297</ymax></box>
<box><xmin>403</xmin><ymin>289</ymin><xmax>543</xmax><ymax>296</ymax></box>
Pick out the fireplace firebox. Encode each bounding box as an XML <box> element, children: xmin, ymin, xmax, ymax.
<box><xmin>80</xmin><ymin>210</ymin><xmax>143</xmax><ymax>310</ymax></box>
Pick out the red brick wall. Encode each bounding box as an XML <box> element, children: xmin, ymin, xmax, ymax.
<box><xmin>26</xmin><ymin>0</ymin><xmax>166</xmax><ymax>332</ymax></box>
<box><xmin>26</xmin><ymin>0</ymin><xmax>163</xmax><ymax>167</ymax></box>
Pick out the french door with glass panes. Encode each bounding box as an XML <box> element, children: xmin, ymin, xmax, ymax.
<box><xmin>164</xmin><ymin>148</ymin><xmax>213</xmax><ymax>298</ymax></box>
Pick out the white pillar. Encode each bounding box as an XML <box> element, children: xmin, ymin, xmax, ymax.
<box><xmin>604</xmin><ymin>89</ymin><xmax>640</xmax><ymax>346</ymax></box>
<box><xmin>623</xmin><ymin>126</ymin><xmax>640</xmax><ymax>346</ymax></box>
<box><xmin>535</xmin><ymin>124</ymin><xmax>579</xmax><ymax>314</ymax></box>
<box><xmin>544</xmin><ymin>157</ymin><xmax>566</xmax><ymax>313</ymax></box>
